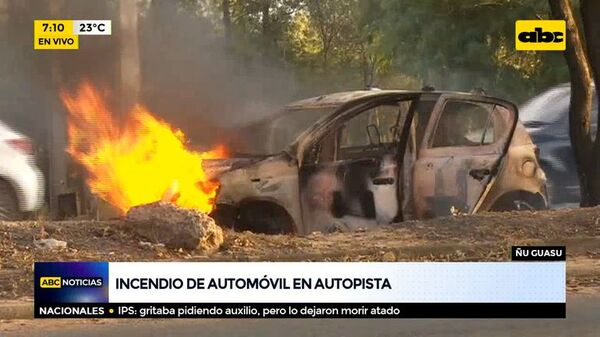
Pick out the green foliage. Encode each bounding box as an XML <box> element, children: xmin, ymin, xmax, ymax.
<box><xmin>370</xmin><ymin>0</ymin><xmax>569</xmax><ymax>101</ymax></box>
<box><xmin>177</xmin><ymin>0</ymin><xmax>570</xmax><ymax>103</ymax></box>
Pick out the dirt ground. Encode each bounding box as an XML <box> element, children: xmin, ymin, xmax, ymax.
<box><xmin>1</xmin><ymin>207</ymin><xmax>599</xmax><ymax>300</ymax></box>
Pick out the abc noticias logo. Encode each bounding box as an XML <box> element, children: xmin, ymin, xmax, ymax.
<box><xmin>40</xmin><ymin>277</ymin><xmax>103</xmax><ymax>288</ymax></box>
<box><xmin>515</xmin><ymin>20</ymin><xmax>566</xmax><ymax>51</ymax></box>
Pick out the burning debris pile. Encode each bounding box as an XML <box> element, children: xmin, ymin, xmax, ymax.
<box><xmin>59</xmin><ymin>82</ymin><xmax>228</xmax><ymax>250</ymax></box>
<box><xmin>60</xmin><ymin>82</ymin><xmax>227</xmax><ymax>215</ymax></box>
<box><xmin>126</xmin><ymin>201</ymin><xmax>223</xmax><ymax>251</ymax></box>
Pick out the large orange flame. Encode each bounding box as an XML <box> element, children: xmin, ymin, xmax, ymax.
<box><xmin>61</xmin><ymin>82</ymin><xmax>226</xmax><ymax>214</ymax></box>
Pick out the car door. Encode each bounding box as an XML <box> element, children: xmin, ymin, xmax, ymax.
<box><xmin>299</xmin><ymin>94</ymin><xmax>417</xmax><ymax>232</ymax></box>
<box><xmin>412</xmin><ymin>94</ymin><xmax>517</xmax><ymax>218</ymax></box>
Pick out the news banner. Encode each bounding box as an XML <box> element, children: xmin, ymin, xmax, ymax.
<box><xmin>35</xmin><ymin>246</ymin><xmax>566</xmax><ymax>319</ymax></box>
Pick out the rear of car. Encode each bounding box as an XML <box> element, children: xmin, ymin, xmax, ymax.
<box><xmin>0</xmin><ymin>120</ymin><xmax>44</xmax><ymax>219</ymax></box>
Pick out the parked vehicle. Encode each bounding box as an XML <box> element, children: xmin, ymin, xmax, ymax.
<box><xmin>520</xmin><ymin>84</ymin><xmax>598</xmax><ymax>208</ymax></box>
<box><xmin>207</xmin><ymin>90</ymin><xmax>548</xmax><ymax>234</ymax></box>
<box><xmin>0</xmin><ymin>120</ymin><xmax>44</xmax><ymax>220</ymax></box>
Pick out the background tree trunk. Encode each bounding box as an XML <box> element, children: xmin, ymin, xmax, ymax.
<box><xmin>119</xmin><ymin>0</ymin><xmax>140</xmax><ymax>116</ymax></box>
<box><xmin>580</xmin><ymin>0</ymin><xmax>600</xmax><ymax>203</ymax></box>
<box><xmin>549</xmin><ymin>0</ymin><xmax>596</xmax><ymax>206</ymax></box>
<box><xmin>581</xmin><ymin>0</ymin><xmax>600</xmax><ymax>104</ymax></box>
<box><xmin>222</xmin><ymin>0</ymin><xmax>231</xmax><ymax>43</ymax></box>
<box><xmin>48</xmin><ymin>0</ymin><xmax>68</xmax><ymax>218</ymax></box>
<box><xmin>261</xmin><ymin>0</ymin><xmax>271</xmax><ymax>58</ymax></box>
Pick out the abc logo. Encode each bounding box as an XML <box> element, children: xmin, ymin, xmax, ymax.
<box><xmin>40</xmin><ymin>277</ymin><xmax>61</xmax><ymax>288</ymax></box>
<box><xmin>515</xmin><ymin>20</ymin><xmax>566</xmax><ymax>51</ymax></box>
<box><xmin>518</xmin><ymin>28</ymin><xmax>563</xmax><ymax>43</ymax></box>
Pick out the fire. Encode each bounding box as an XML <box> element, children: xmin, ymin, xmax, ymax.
<box><xmin>61</xmin><ymin>82</ymin><xmax>226</xmax><ymax>214</ymax></box>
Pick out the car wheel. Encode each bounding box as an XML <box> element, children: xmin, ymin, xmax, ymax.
<box><xmin>0</xmin><ymin>180</ymin><xmax>21</xmax><ymax>220</ymax></box>
<box><xmin>512</xmin><ymin>200</ymin><xmax>536</xmax><ymax>211</ymax></box>
<box><xmin>237</xmin><ymin>202</ymin><xmax>294</xmax><ymax>234</ymax></box>
<box><xmin>210</xmin><ymin>204</ymin><xmax>237</xmax><ymax>230</ymax></box>
<box><xmin>489</xmin><ymin>191</ymin><xmax>547</xmax><ymax>212</ymax></box>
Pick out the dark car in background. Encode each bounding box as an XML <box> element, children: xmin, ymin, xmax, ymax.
<box><xmin>520</xmin><ymin>84</ymin><xmax>598</xmax><ymax>208</ymax></box>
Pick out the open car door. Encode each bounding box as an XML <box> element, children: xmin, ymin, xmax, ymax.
<box><xmin>412</xmin><ymin>94</ymin><xmax>517</xmax><ymax>218</ymax></box>
<box><xmin>298</xmin><ymin>94</ymin><xmax>417</xmax><ymax>233</ymax></box>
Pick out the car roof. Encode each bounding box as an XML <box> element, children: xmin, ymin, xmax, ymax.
<box><xmin>244</xmin><ymin>89</ymin><xmax>506</xmax><ymax>130</ymax></box>
<box><xmin>284</xmin><ymin>89</ymin><xmax>478</xmax><ymax>110</ymax></box>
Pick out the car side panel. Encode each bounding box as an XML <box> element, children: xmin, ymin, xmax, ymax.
<box><xmin>215</xmin><ymin>155</ymin><xmax>303</xmax><ymax>232</ymax></box>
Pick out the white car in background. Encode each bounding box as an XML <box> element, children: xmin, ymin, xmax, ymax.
<box><xmin>0</xmin><ymin>120</ymin><xmax>44</xmax><ymax>220</ymax></box>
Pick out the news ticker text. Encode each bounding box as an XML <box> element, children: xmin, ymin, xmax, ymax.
<box><xmin>36</xmin><ymin>302</ymin><xmax>566</xmax><ymax>319</ymax></box>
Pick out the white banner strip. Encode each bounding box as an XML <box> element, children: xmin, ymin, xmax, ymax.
<box><xmin>72</xmin><ymin>20</ymin><xmax>112</xmax><ymax>35</ymax></box>
<box><xmin>108</xmin><ymin>262</ymin><xmax>565</xmax><ymax>303</ymax></box>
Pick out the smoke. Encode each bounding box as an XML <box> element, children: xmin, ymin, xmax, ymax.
<box><xmin>138</xmin><ymin>1</ymin><xmax>299</xmax><ymax>147</ymax></box>
<box><xmin>1</xmin><ymin>0</ymin><xmax>299</xmax><ymax>149</ymax></box>
<box><xmin>0</xmin><ymin>0</ymin><xmax>300</xmax><ymax>214</ymax></box>
<box><xmin>0</xmin><ymin>0</ymin><xmax>118</xmax><ymax>143</ymax></box>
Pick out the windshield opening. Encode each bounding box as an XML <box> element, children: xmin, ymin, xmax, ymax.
<box><xmin>237</xmin><ymin>107</ymin><xmax>335</xmax><ymax>155</ymax></box>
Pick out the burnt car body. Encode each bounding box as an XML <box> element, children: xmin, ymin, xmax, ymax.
<box><xmin>207</xmin><ymin>90</ymin><xmax>548</xmax><ymax>234</ymax></box>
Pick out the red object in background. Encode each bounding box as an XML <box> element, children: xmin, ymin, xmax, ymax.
<box><xmin>7</xmin><ymin>138</ymin><xmax>33</xmax><ymax>155</ymax></box>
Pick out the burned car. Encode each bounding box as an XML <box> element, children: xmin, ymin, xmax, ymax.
<box><xmin>207</xmin><ymin>90</ymin><xmax>547</xmax><ymax>234</ymax></box>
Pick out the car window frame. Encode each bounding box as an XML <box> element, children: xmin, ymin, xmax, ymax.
<box><xmin>298</xmin><ymin>93</ymin><xmax>421</xmax><ymax>166</ymax></box>
<box><xmin>418</xmin><ymin>94</ymin><xmax>518</xmax><ymax>159</ymax></box>
<box><xmin>430</xmin><ymin>100</ymin><xmax>496</xmax><ymax>148</ymax></box>
<box><xmin>335</xmin><ymin>102</ymin><xmax>409</xmax><ymax>161</ymax></box>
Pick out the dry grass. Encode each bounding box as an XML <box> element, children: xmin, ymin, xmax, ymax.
<box><xmin>1</xmin><ymin>207</ymin><xmax>599</xmax><ymax>299</ymax></box>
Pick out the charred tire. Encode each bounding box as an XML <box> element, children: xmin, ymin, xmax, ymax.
<box><xmin>0</xmin><ymin>180</ymin><xmax>22</xmax><ymax>220</ymax></box>
<box><xmin>210</xmin><ymin>204</ymin><xmax>237</xmax><ymax>230</ymax></box>
<box><xmin>489</xmin><ymin>191</ymin><xmax>547</xmax><ymax>212</ymax></box>
<box><xmin>236</xmin><ymin>201</ymin><xmax>295</xmax><ymax>234</ymax></box>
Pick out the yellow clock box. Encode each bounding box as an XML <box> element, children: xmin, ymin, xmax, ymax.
<box><xmin>34</xmin><ymin>20</ymin><xmax>79</xmax><ymax>50</ymax></box>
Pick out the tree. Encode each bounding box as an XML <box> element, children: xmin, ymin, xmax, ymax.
<box><xmin>119</xmin><ymin>0</ymin><xmax>141</xmax><ymax>115</ymax></box>
<box><xmin>222</xmin><ymin>0</ymin><xmax>231</xmax><ymax>42</ymax></box>
<box><xmin>285</xmin><ymin>0</ymin><xmax>391</xmax><ymax>87</ymax></box>
<box><xmin>549</xmin><ymin>0</ymin><xmax>598</xmax><ymax>206</ymax></box>
<box><xmin>580</xmin><ymin>0</ymin><xmax>600</xmax><ymax>204</ymax></box>
<box><xmin>179</xmin><ymin>0</ymin><xmax>571</xmax><ymax>100</ymax></box>
<box><xmin>370</xmin><ymin>0</ymin><xmax>567</xmax><ymax>101</ymax></box>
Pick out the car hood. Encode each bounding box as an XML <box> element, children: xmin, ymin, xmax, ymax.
<box><xmin>202</xmin><ymin>154</ymin><xmax>271</xmax><ymax>179</ymax></box>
